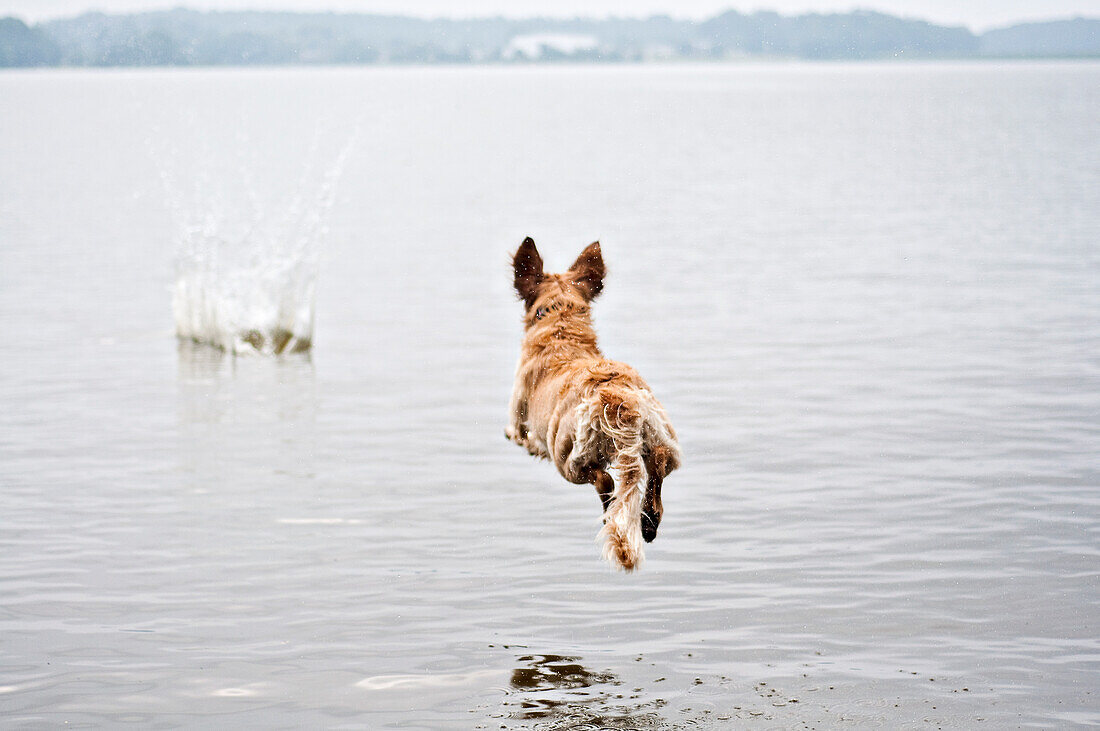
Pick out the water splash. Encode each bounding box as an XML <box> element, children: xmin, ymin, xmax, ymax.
<box><xmin>160</xmin><ymin>123</ymin><xmax>357</xmax><ymax>355</ymax></box>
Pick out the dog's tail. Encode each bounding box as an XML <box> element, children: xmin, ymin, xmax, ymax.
<box><xmin>593</xmin><ymin>390</ymin><xmax>647</xmax><ymax>572</ymax></box>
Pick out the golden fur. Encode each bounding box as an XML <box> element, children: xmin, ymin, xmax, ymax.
<box><xmin>507</xmin><ymin>238</ymin><xmax>681</xmax><ymax>571</ymax></box>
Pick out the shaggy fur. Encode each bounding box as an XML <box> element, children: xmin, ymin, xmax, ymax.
<box><xmin>506</xmin><ymin>238</ymin><xmax>681</xmax><ymax>571</ymax></box>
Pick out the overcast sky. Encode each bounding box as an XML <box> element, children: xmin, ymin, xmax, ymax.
<box><xmin>2</xmin><ymin>0</ymin><xmax>1096</xmax><ymax>31</ymax></box>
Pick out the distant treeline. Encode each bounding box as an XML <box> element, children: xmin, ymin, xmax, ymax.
<box><xmin>1</xmin><ymin>9</ymin><xmax>1098</xmax><ymax>68</ymax></box>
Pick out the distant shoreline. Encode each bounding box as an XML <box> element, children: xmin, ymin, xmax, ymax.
<box><xmin>1</xmin><ymin>9</ymin><xmax>1097</xmax><ymax>68</ymax></box>
<box><xmin>3</xmin><ymin>59</ymin><xmax>1099</xmax><ymax>76</ymax></box>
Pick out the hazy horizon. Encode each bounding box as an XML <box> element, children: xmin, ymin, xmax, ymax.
<box><xmin>2</xmin><ymin>0</ymin><xmax>1097</xmax><ymax>32</ymax></box>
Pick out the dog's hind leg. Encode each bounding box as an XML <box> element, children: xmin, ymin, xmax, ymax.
<box><xmin>566</xmin><ymin>464</ymin><xmax>614</xmax><ymax>510</ymax></box>
<box><xmin>640</xmin><ymin>449</ymin><xmax>669</xmax><ymax>544</ymax></box>
<box><xmin>574</xmin><ymin>464</ymin><xmax>614</xmax><ymax>511</ymax></box>
<box><xmin>554</xmin><ymin>428</ymin><xmax>615</xmax><ymax>510</ymax></box>
<box><xmin>593</xmin><ymin>469</ymin><xmax>615</xmax><ymax>511</ymax></box>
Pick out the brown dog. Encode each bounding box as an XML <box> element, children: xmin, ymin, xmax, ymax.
<box><xmin>507</xmin><ymin>237</ymin><xmax>681</xmax><ymax>571</ymax></box>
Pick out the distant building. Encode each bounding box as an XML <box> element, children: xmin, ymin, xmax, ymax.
<box><xmin>502</xmin><ymin>34</ymin><xmax>599</xmax><ymax>61</ymax></box>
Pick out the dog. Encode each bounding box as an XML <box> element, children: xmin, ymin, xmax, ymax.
<box><xmin>506</xmin><ymin>237</ymin><xmax>681</xmax><ymax>571</ymax></box>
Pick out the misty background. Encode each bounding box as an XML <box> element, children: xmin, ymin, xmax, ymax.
<box><xmin>1</xmin><ymin>6</ymin><xmax>1098</xmax><ymax>67</ymax></box>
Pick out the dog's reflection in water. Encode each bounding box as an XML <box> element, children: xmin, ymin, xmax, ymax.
<box><xmin>503</xmin><ymin>654</ymin><xmax>665</xmax><ymax>728</ymax></box>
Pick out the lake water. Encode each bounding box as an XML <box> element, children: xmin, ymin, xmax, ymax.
<box><xmin>1</xmin><ymin>62</ymin><xmax>1098</xmax><ymax>728</ymax></box>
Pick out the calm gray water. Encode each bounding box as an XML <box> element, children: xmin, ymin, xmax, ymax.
<box><xmin>1</xmin><ymin>62</ymin><xmax>1098</xmax><ymax>728</ymax></box>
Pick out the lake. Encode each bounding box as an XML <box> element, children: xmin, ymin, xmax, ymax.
<box><xmin>1</xmin><ymin>62</ymin><xmax>1097</xmax><ymax>728</ymax></box>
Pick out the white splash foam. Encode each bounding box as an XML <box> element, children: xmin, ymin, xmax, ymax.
<box><xmin>161</xmin><ymin>125</ymin><xmax>357</xmax><ymax>355</ymax></box>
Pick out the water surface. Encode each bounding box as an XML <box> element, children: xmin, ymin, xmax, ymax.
<box><xmin>1</xmin><ymin>62</ymin><xmax>1098</xmax><ymax>727</ymax></box>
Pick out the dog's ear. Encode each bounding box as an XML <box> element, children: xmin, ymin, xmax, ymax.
<box><xmin>513</xmin><ymin>236</ymin><xmax>545</xmax><ymax>308</ymax></box>
<box><xmin>568</xmin><ymin>241</ymin><xmax>605</xmax><ymax>300</ymax></box>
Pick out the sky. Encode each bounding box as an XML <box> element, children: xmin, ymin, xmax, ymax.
<box><xmin>1</xmin><ymin>0</ymin><xmax>1097</xmax><ymax>31</ymax></box>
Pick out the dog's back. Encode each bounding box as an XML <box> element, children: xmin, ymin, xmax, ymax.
<box><xmin>507</xmin><ymin>238</ymin><xmax>680</xmax><ymax>571</ymax></box>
